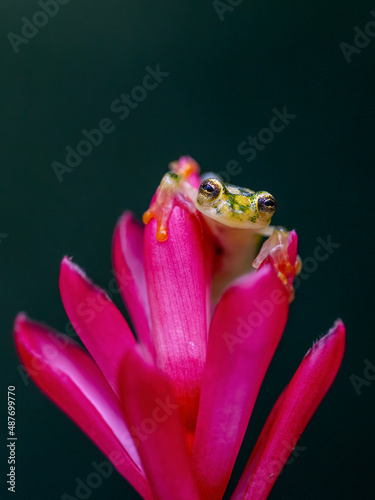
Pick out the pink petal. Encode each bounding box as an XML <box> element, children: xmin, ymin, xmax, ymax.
<box><xmin>232</xmin><ymin>320</ymin><xmax>345</xmax><ymax>500</ymax></box>
<box><xmin>59</xmin><ymin>257</ymin><xmax>136</xmax><ymax>396</ymax></box>
<box><xmin>287</xmin><ymin>230</ymin><xmax>298</xmax><ymax>265</ymax></box>
<box><xmin>118</xmin><ymin>347</ymin><xmax>200</xmax><ymax>500</ymax></box>
<box><xmin>192</xmin><ymin>264</ymin><xmax>289</xmax><ymax>499</ymax></box>
<box><xmin>14</xmin><ymin>314</ymin><xmax>152</xmax><ymax>500</ymax></box>
<box><xmin>144</xmin><ymin>205</ymin><xmax>209</xmax><ymax>430</ymax></box>
<box><xmin>112</xmin><ymin>212</ymin><xmax>154</xmax><ymax>354</ymax></box>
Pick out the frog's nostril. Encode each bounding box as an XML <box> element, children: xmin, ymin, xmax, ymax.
<box><xmin>257</xmin><ymin>194</ymin><xmax>277</xmax><ymax>215</ymax></box>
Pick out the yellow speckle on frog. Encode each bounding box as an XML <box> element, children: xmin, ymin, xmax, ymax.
<box><xmin>235</xmin><ymin>194</ymin><xmax>251</xmax><ymax>207</ymax></box>
<box><xmin>143</xmin><ymin>159</ymin><xmax>277</xmax><ymax>239</ymax></box>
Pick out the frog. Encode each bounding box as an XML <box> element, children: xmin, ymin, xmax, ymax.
<box><xmin>196</xmin><ymin>177</ymin><xmax>277</xmax><ymax>229</ymax></box>
<box><xmin>143</xmin><ymin>156</ymin><xmax>299</xmax><ymax>301</ymax></box>
<box><xmin>143</xmin><ymin>156</ymin><xmax>276</xmax><ymax>237</ymax></box>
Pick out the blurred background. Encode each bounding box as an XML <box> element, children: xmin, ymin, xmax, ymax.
<box><xmin>1</xmin><ymin>0</ymin><xmax>374</xmax><ymax>498</ymax></box>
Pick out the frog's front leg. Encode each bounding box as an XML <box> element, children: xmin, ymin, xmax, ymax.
<box><xmin>253</xmin><ymin>226</ymin><xmax>302</xmax><ymax>302</ymax></box>
<box><xmin>143</xmin><ymin>157</ymin><xmax>199</xmax><ymax>242</ymax></box>
<box><xmin>143</xmin><ymin>172</ymin><xmax>183</xmax><ymax>242</ymax></box>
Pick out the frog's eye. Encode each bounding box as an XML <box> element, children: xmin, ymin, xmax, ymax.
<box><xmin>197</xmin><ymin>178</ymin><xmax>223</xmax><ymax>204</ymax></box>
<box><xmin>257</xmin><ymin>193</ymin><xmax>277</xmax><ymax>215</ymax></box>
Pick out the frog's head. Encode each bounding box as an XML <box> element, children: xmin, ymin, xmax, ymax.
<box><xmin>195</xmin><ymin>178</ymin><xmax>277</xmax><ymax>229</ymax></box>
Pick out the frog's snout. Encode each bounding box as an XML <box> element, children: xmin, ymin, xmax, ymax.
<box><xmin>256</xmin><ymin>193</ymin><xmax>277</xmax><ymax>217</ymax></box>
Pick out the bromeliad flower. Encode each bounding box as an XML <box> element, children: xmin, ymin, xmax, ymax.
<box><xmin>14</xmin><ymin>157</ymin><xmax>345</xmax><ymax>499</ymax></box>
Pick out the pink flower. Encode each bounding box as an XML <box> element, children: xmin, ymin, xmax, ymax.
<box><xmin>14</xmin><ymin>193</ymin><xmax>345</xmax><ymax>499</ymax></box>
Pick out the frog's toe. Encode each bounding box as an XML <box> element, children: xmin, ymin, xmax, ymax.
<box><xmin>156</xmin><ymin>222</ymin><xmax>168</xmax><ymax>242</ymax></box>
<box><xmin>142</xmin><ymin>209</ymin><xmax>154</xmax><ymax>224</ymax></box>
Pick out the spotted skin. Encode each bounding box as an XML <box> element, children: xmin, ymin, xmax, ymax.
<box><xmin>196</xmin><ymin>179</ymin><xmax>276</xmax><ymax>230</ymax></box>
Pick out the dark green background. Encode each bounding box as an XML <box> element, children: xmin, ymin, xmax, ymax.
<box><xmin>1</xmin><ymin>1</ymin><xmax>374</xmax><ymax>498</ymax></box>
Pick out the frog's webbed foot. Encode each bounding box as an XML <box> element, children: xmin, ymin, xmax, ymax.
<box><xmin>143</xmin><ymin>172</ymin><xmax>179</xmax><ymax>241</ymax></box>
<box><xmin>253</xmin><ymin>226</ymin><xmax>301</xmax><ymax>302</ymax></box>
<box><xmin>143</xmin><ymin>157</ymin><xmax>200</xmax><ymax>242</ymax></box>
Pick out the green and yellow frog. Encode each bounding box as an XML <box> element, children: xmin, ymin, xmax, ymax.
<box><xmin>143</xmin><ymin>156</ymin><xmax>299</xmax><ymax>300</ymax></box>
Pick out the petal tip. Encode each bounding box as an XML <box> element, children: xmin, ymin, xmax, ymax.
<box><xmin>312</xmin><ymin>318</ymin><xmax>345</xmax><ymax>349</ymax></box>
<box><xmin>61</xmin><ymin>255</ymin><xmax>73</xmax><ymax>266</ymax></box>
<box><xmin>61</xmin><ymin>256</ymin><xmax>82</xmax><ymax>274</ymax></box>
<box><xmin>13</xmin><ymin>313</ymin><xmax>38</xmax><ymax>343</ymax></box>
<box><xmin>305</xmin><ymin>319</ymin><xmax>346</xmax><ymax>366</ymax></box>
<box><xmin>14</xmin><ymin>312</ymin><xmax>28</xmax><ymax>329</ymax></box>
<box><xmin>59</xmin><ymin>256</ymin><xmax>95</xmax><ymax>291</ymax></box>
<box><xmin>117</xmin><ymin>210</ymin><xmax>134</xmax><ymax>225</ymax></box>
